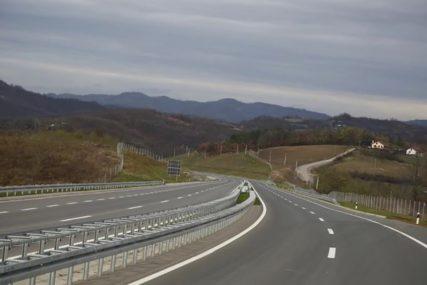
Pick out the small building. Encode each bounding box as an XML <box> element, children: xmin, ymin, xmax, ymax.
<box><xmin>406</xmin><ymin>148</ymin><xmax>417</xmax><ymax>155</ymax></box>
<box><xmin>371</xmin><ymin>140</ymin><xmax>384</xmax><ymax>149</ymax></box>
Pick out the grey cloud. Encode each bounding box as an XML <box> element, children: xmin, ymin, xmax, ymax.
<box><xmin>0</xmin><ymin>0</ymin><xmax>426</xmax><ymax>119</ymax></box>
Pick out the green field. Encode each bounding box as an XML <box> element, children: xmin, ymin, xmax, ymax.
<box><xmin>114</xmin><ymin>151</ymin><xmax>191</xmax><ymax>183</ymax></box>
<box><xmin>316</xmin><ymin>149</ymin><xmax>427</xmax><ymax>200</ymax></box>
<box><xmin>179</xmin><ymin>152</ymin><xmax>271</xmax><ymax>180</ymax></box>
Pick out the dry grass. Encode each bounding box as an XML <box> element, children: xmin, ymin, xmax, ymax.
<box><xmin>113</xmin><ymin>151</ymin><xmax>191</xmax><ymax>183</ymax></box>
<box><xmin>259</xmin><ymin>145</ymin><xmax>350</xmax><ymax>169</ymax></box>
<box><xmin>327</xmin><ymin>152</ymin><xmax>413</xmax><ymax>179</ymax></box>
<box><xmin>0</xmin><ymin>130</ymin><xmax>118</xmax><ymax>186</ymax></box>
<box><xmin>180</xmin><ymin>152</ymin><xmax>271</xmax><ymax>180</ymax></box>
<box><xmin>258</xmin><ymin>145</ymin><xmax>350</xmax><ymax>184</ymax></box>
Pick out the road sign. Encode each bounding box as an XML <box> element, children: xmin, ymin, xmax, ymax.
<box><xmin>167</xmin><ymin>160</ymin><xmax>181</xmax><ymax>176</ymax></box>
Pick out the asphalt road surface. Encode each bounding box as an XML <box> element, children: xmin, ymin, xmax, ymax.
<box><xmin>146</xmin><ymin>181</ymin><xmax>427</xmax><ymax>285</ymax></box>
<box><xmin>0</xmin><ymin>178</ymin><xmax>239</xmax><ymax>236</ymax></box>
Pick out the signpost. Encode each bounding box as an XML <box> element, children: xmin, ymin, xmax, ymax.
<box><xmin>167</xmin><ymin>160</ymin><xmax>181</xmax><ymax>180</ymax></box>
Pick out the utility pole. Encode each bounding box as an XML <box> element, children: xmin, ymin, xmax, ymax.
<box><xmin>269</xmin><ymin>150</ymin><xmax>272</xmax><ymax>163</ymax></box>
<box><xmin>219</xmin><ymin>143</ymin><xmax>223</xmax><ymax>155</ymax></box>
<box><xmin>283</xmin><ymin>154</ymin><xmax>287</xmax><ymax>166</ymax></box>
<box><xmin>245</xmin><ymin>144</ymin><xmax>248</xmax><ymax>155</ymax></box>
<box><xmin>236</xmin><ymin>144</ymin><xmax>239</xmax><ymax>154</ymax></box>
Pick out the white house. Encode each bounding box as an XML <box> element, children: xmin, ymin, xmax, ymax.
<box><xmin>406</xmin><ymin>148</ymin><xmax>417</xmax><ymax>155</ymax></box>
<box><xmin>371</xmin><ymin>140</ymin><xmax>384</xmax><ymax>149</ymax></box>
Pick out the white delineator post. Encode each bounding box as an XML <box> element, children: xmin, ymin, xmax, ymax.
<box><xmin>355</xmin><ymin>202</ymin><xmax>358</xmax><ymax>210</ymax></box>
<box><xmin>416</xmin><ymin>212</ymin><xmax>420</xmax><ymax>225</ymax></box>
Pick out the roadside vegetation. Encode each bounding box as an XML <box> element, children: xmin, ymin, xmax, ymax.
<box><xmin>0</xmin><ymin>130</ymin><xmax>118</xmax><ymax>186</ymax></box>
<box><xmin>113</xmin><ymin>151</ymin><xmax>192</xmax><ymax>183</ymax></box>
<box><xmin>339</xmin><ymin>201</ymin><xmax>427</xmax><ymax>227</ymax></box>
<box><xmin>179</xmin><ymin>152</ymin><xmax>271</xmax><ymax>180</ymax></box>
<box><xmin>236</xmin><ymin>192</ymin><xmax>250</xmax><ymax>203</ymax></box>
<box><xmin>316</xmin><ymin>149</ymin><xmax>427</xmax><ymax>201</ymax></box>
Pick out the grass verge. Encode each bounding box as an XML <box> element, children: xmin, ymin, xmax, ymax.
<box><xmin>339</xmin><ymin>201</ymin><xmax>427</xmax><ymax>227</ymax></box>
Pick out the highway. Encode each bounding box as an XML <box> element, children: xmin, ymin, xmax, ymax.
<box><xmin>0</xmin><ymin>179</ymin><xmax>239</xmax><ymax>236</ymax></box>
<box><xmin>145</xmin><ymin>181</ymin><xmax>427</xmax><ymax>285</ymax></box>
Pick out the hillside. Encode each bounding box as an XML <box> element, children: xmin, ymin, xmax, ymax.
<box><xmin>61</xmin><ymin>109</ymin><xmax>236</xmax><ymax>155</ymax></box>
<box><xmin>0</xmin><ymin>80</ymin><xmax>104</xmax><ymax>119</ymax></box>
<box><xmin>179</xmin><ymin>152</ymin><xmax>271</xmax><ymax>179</ymax></box>
<box><xmin>257</xmin><ymin>145</ymin><xmax>349</xmax><ymax>184</ymax></box>
<box><xmin>54</xmin><ymin>92</ymin><xmax>329</xmax><ymax>122</ymax></box>
<box><xmin>113</xmin><ymin>151</ymin><xmax>191</xmax><ymax>183</ymax></box>
<box><xmin>316</xmin><ymin>149</ymin><xmax>427</xmax><ymax>201</ymax></box>
<box><xmin>330</xmin><ymin>114</ymin><xmax>427</xmax><ymax>144</ymax></box>
<box><xmin>0</xmin><ymin>130</ymin><xmax>119</xmax><ymax>186</ymax></box>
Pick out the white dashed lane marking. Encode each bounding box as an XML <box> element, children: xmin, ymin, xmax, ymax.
<box><xmin>160</xmin><ymin>200</ymin><xmax>170</xmax><ymax>204</ymax></box>
<box><xmin>0</xmin><ymin>211</ymin><xmax>8</xmax><ymax>214</ymax></box>
<box><xmin>327</xmin><ymin>228</ymin><xmax>334</xmax><ymax>235</ymax></box>
<box><xmin>128</xmin><ymin>206</ymin><xmax>143</xmax><ymax>210</ymax></box>
<box><xmin>328</xmin><ymin>247</ymin><xmax>336</xmax><ymax>259</ymax></box>
<box><xmin>67</xmin><ymin>202</ymin><xmax>77</xmax><ymax>205</ymax></box>
<box><xmin>21</xmin><ymin>208</ymin><xmax>37</xmax><ymax>211</ymax></box>
<box><xmin>319</xmin><ymin>217</ymin><xmax>325</xmax><ymax>222</ymax></box>
<box><xmin>310</xmin><ymin>211</ymin><xmax>315</xmax><ymax>215</ymax></box>
<box><xmin>46</xmin><ymin>204</ymin><xmax>59</xmax><ymax>208</ymax></box>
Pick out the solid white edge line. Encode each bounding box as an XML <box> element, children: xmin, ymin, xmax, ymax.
<box><xmin>327</xmin><ymin>247</ymin><xmax>336</xmax><ymax>259</ymax></box>
<box><xmin>127</xmin><ymin>186</ymin><xmax>267</xmax><ymax>285</ymax></box>
<box><xmin>285</xmin><ymin>190</ymin><xmax>427</xmax><ymax>249</ymax></box>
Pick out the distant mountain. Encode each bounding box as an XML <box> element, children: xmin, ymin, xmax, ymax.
<box><xmin>407</xmin><ymin>120</ymin><xmax>427</xmax><ymax>127</ymax></box>
<box><xmin>55</xmin><ymin>92</ymin><xmax>329</xmax><ymax>122</ymax></box>
<box><xmin>0</xmin><ymin>80</ymin><xmax>104</xmax><ymax>119</ymax></box>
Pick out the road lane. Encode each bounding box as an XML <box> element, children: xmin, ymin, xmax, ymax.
<box><xmin>0</xmin><ymin>179</ymin><xmax>239</xmax><ymax>235</ymax></box>
<box><xmin>146</xmin><ymin>181</ymin><xmax>427</xmax><ymax>285</ymax></box>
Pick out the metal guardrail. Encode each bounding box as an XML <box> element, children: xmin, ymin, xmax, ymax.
<box><xmin>0</xmin><ymin>183</ymin><xmax>246</xmax><ymax>281</ymax></box>
<box><xmin>0</xmin><ymin>181</ymin><xmax>163</xmax><ymax>197</ymax></box>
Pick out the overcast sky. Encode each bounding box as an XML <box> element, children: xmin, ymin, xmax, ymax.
<box><xmin>1</xmin><ymin>0</ymin><xmax>426</xmax><ymax>119</ymax></box>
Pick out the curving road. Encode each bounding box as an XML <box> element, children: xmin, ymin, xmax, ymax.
<box><xmin>0</xmin><ymin>179</ymin><xmax>239</xmax><ymax>236</ymax></box>
<box><xmin>146</xmin><ymin>181</ymin><xmax>427</xmax><ymax>285</ymax></box>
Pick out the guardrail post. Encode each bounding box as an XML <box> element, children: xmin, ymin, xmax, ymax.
<box><xmin>66</xmin><ymin>266</ymin><xmax>73</xmax><ymax>285</ymax></box>
<box><xmin>48</xmin><ymin>271</ymin><xmax>56</xmax><ymax>285</ymax></box>
<box><xmin>98</xmin><ymin>258</ymin><xmax>104</xmax><ymax>277</ymax></box>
